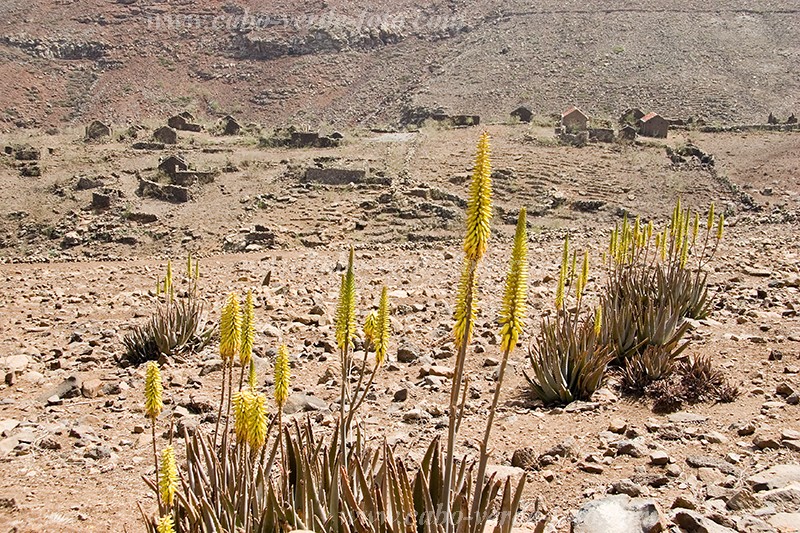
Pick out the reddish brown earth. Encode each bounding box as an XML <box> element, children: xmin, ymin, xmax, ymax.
<box><xmin>0</xmin><ymin>122</ymin><xmax>799</xmax><ymax>531</ymax></box>
<box><xmin>1</xmin><ymin>0</ymin><xmax>799</xmax><ymax>131</ymax></box>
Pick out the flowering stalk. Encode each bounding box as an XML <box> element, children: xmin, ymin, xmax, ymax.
<box><xmin>214</xmin><ymin>292</ymin><xmax>242</xmax><ymax>448</ymax></box>
<box><xmin>471</xmin><ymin>207</ymin><xmax>529</xmax><ymax>523</ymax></box>
<box><xmin>443</xmin><ymin>132</ymin><xmax>493</xmax><ymax>532</ymax></box>
<box><xmin>238</xmin><ymin>290</ymin><xmax>255</xmax><ymax>390</ymax></box>
<box><xmin>274</xmin><ymin>344</ymin><xmax>290</xmax><ymax>465</ymax></box>
<box><xmin>144</xmin><ymin>361</ymin><xmax>164</xmax><ymax>511</ymax></box>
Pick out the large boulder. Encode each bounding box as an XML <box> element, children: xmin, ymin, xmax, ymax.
<box><xmin>572</xmin><ymin>495</ymin><xmax>666</xmax><ymax>533</ymax></box>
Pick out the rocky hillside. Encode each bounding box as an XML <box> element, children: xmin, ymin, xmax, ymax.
<box><xmin>0</xmin><ymin>0</ymin><xmax>798</xmax><ymax>131</ymax></box>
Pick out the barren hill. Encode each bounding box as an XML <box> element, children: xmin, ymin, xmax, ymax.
<box><xmin>1</xmin><ymin>0</ymin><xmax>798</xmax><ymax>131</ymax></box>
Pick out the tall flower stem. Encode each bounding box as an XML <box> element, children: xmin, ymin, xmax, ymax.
<box><xmin>151</xmin><ymin>421</ymin><xmax>162</xmax><ymax>513</ymax></box>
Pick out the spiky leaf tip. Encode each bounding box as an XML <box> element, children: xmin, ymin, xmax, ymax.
<box><xmin>144</xmin><ymin>361</ymin><xmax>163</xmax><ymax>421</ymax></box>
<box><xmin>463</xmin><ymin>132</ymin><xmax>493</xmax><ymax>262</ymax></box>
<box><xmin>335</xmin><ymin>247</ymin><xmax>357</xmax><ymax>351</ymax></box>
<box><xmin>274</xmin><ymin>344</ymin><xmax>290</xmax><ymax>408</ymax></box>
<box><xmin>239</xmin><ymin>290</ymin><xmax>255</xmax><ymax>366</ymax></box>
<box><xmin>159</xmin><ymin>445</ymin><xmax>178</xmax><ymax>507</ymax></box>
<box><xmin>219</xmin><ymin>292</ymin><xmax>242</xmax><ymax>362</ymax></box>
<box><xmin>499</xmin><ymin>208</ymin><xmax>529</xmax><ymax>352</ymax></box>
<box><xmin>374</xmin><ymin>286</ymin><xmax>391</xmax><ymax>366</ymax></box>
<box><xmin>453</xmin><ymin>258</ymin><xmax>477</xmax><ymax>350</ymax></box>
<box><xmin>156</xmin><ymin>514</ymin><xmax>175</xmax><ymax>533</ymax></box>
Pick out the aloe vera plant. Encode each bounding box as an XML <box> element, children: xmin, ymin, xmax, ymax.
<box><xmin>139</xmin><ymin>134</ymin><xmax>532</xmax><ymax>533</ymax></box>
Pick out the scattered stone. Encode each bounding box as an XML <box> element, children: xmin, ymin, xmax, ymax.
<box><xmin>84</xmin><ymin>445</ymin><xmax>112</xmax><ymax>460</ymax></box>
<box><xmin>402</xmin><ymin>408</ymin><xmax>431</xmax><ymax>423</ymax></box>
<box><xmin>725</xmin><ymin>488</ymin><xmax>762</xmax><ymax>511</ymax></box>
<box><xmin>753</xmin><ymin>434</ymin><xmax>782</xmax><ymax>450</ymax></box>
<box><xmin>748</xmin><ymin>464</ymin><xmax>800</xmax><ymax>492</ymax></box>
<box><xmin>672</xmin><ymin>510</ymin><xmax>737</xmax><ymax>533</ymax></box>
<box><xmin>611</xmin><ymin>479</ymin><xmax>644</xmax><ymax>497</ymax></box>
<box><xmin>419</xmin><ymin>365</ymin><xmax>453</xmax><ymax>379</ymax></box>
<box><xmin>512</xmin><ymin>447</ymin><xmax>538</xmax><ymax>470</ymax></box>
<box><xmin>649</xmin><ymin>450</ymin><xmax>670</xmax><ymax>466</ymax></box>
<box><xmin>392</xmin><ymin>388</ymin><xmax>408</xmax><ymax>402</ymax></box>
<box><xmin>667</xmin><ymin>412</ymin><xmax>707</xmax><ymax>424</ymax></box>
<box><xmin>0</xmin><ymin>420</ymin><xmax>20</xmax><ymax>437</ymax></box>
<box><xmin>283</xmin><ymin>394</ymin><xmax>329</xmax><ymax>414</ymax></box>
<box><xmin>579</xmin><ymin>462</ymin><xmax>604</xmax><ymax>474</ymax></box>
<box><xmin>572</xmin><ymin>495</ymin><xmax>666</xmax><ymax>533</ymax></box>
<box><xmin>760</xmin><ymin>485</ymin><xmax>800</xmax><ymax>513</ymax></box>
<box><xmin>612</xmin><ymin>438</ymin><xmax>647</xmax><ymax>458</ymax></box>
<box><xmin>686</xmin><ymin>455</ymin><xmax>740</xmax><ymax>476</ymax></box>
<box><xmin>769</xmin><ymin>513</ymin><xmax>800</xmax><ymax>531</ymax></box>
<box><xmin>609</xmin><ymin>418</ymin><xmax>628</xmax><ymax>434</ymax></box>
<box><xmin>397</xmin><ymin>342</ymin><xmax>420</xmax><ymax>363</ymax></box>
<box><xmin>81</xmin><ymin>378</ymin><xmax>104</xmax><ymax>398</ymax></box>
<box><xmin>671</xmin><ymin>495</ymin><xmax>698</xmax><ymax>510</ymax></box>
<box><xmin>732</xmin><ymin>420</ymin><xmax>757</xmax><ymax>436</ymax></box>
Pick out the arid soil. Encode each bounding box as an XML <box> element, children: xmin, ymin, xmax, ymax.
<box><xmin>0</xmin><ymin>123</ymin><xmax>799</xmax><ymax>532</ymax></box>
<box><xmin>1</xmin><ymin>0</ymin><xmax>799</xmax><ymax>130</ymax></box>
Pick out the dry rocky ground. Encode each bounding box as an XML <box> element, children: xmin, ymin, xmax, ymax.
<box><xmin>1</xmin><ymin>0</ymin><xmax>799</xmax><ymax>130</ymax></box>
<box><xmin>0</xmin><ymin>123</ymin><xmax>799</xmax><ymax>532</ymax></box>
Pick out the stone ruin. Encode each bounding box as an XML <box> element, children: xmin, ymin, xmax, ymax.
<box><xmin>85</xmin><ymin>120</ymin><xmax>111</xmax><ymax>141</ymax></box>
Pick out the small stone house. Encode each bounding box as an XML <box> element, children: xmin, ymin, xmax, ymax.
<box><xmin>85</xmin><ymin>120</ymin><xmax>111</xmax><ymax>140</ymax></box>
<box><xmin>158</xmin><ymin>154</ymin><xmax>189</xmax><ymax>178</ymax></box>
<box><xmin>221</xmin><ymin>115</ymin><xmax>241</xmax><ymax>135</ymax></box>
<box><xmin>619</xmin><ymin>108</ymin><xmax>645</xmax><ymax>125</ymax></box>
<box><xmin>153</xmin><ymin>126</ymin><xmax>178</xmax><ymax>145</ymax></box>
<box><xmin>638</xmin><ymin>112</ymin><xmax>669</xmax><ymax>138</ymax></box>
<box><xmin>561</xmin><ymin>106</ymin><xmax>589</xmax><ymax>133</ymax></box>
<box><xmin>618</xmin><ymin>124</ymin><xmax>637</xmax><ymax>141</ymax></box>
<box><xmin>511</xmin><ymin>106</ymin><xmax>533</xmax><ymax>123</ymax></box>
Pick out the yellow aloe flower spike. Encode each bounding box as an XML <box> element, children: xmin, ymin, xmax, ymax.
<box><xmin>707</xmin><ymin>202</ymin><xmax>715</xmax><ymax>230</ymax></box>
<box><xmin>692</xmin><ymin>212</ymin><xmax>700</xmax><ymax>246</ymax></box>
<box><xmin>374</xmin><ymin>286</ymin><xmax>391</xmax><ymax>366</ymax></box>
<box><xmin>363</xmin><ymin>310</ymin><xmax>377</xmax><ymax>347</ymax></box>
<box><xmin>655</xmin><ymin>233</ymin><xmax>662</xmax><ymax>260</ymax></box>
<box><xmin>274</xmin><ymin>344</ymin><xmax>290</xmax><ymax>409</ymax></box>
<box><xmin>555</xmin><ymin>236</ymin><xmax>569</xmax><ymax>310</ymax></box>
<box><xmin>594</xmin><ymin>306</ymin><xmax>603</xmax><ymax>337</ymax></box>
<box><xmin>240</xmin><ymin>290</ymin><xmax>255</xmax><ymax>367</ymax></box>
<box><xmin>463</xmin><ymin>132</ymin><xmax>493</xmax><ymax>262</ymax></box>
<box><xmin>232</xmin><ymin>389</ymin><xmax>249</xmax><ymax>444</ymax></box>
<box><xmin>499</xmin><ymin>208</ymin><xmax>529</xmax><ymax>353</ymax></box>
<box><xmin>159</xmin><ymin>445</ymin><xmax>178</xmax><ymax>507</ymax></box>
<box><xmin>246</xmin><ymin>392</ymin><xmax>268</xmax><ymax>452</ymax></box>
<box><xmin>577</xmin><ymin>250</ymin><xmax>589</xmax><ymax>300</ymax></box>
<box><xmin>335</xmin><ymin>247</ymin><xmax>357</xmax><ymax>351</ymax></box>
<box><xmin>660</xmin><ymin>230</ymin><xmax>668</xmax><ymax>261</ymax></box>
<box><xmin>717</xmin><ymin>213</ymin><xmax>725</xmax><ymax>240</ymax></box>
<box><xmin>680</xmin><ymin>235</ymin><xmax>689</xmax><ymax>267</ymax></box>
<box><xmin>193</xmin><ymin>259</ymin><xmax>199</xmax><ymax>281</ymax></box>
<box><xmin>646</xmin><ymin>220</ymin><xmax>653</xmax><ymax>243</ymax></box>
<box><xmin>453</xmin><ymin>257</ymin><xmax>477</xmax><ymax>349</ymax></box>
<box><xmin>144</xmin><ymin>361</ymin><xmax>163</xmax><ymax>421</ymax></box>
<box><xmin>166</xmin><ymin>260</ymin><xmax>174</xmax><ymax>301</ymax></box>
<box><xmin>219</xmin><ymin>292</ymin><xmax>242</xmax><ymax>362</ymax></box>
<box><xmin>156</xmin><ymin>514</ymin><xmax>175</xmax><ymax>533</ymax></box>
